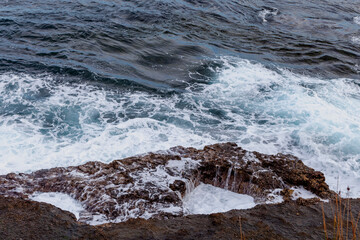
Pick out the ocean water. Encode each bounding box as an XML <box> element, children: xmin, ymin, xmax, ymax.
<box><xmin>1</xmin><ymin>0</ymin><xmax>360</xmax><ymax>196</ymax></box>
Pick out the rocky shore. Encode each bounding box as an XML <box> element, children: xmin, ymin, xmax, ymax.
<box><xmin>0</xmin><ymin>143</ymin><xmax>358</xmax><ymax>239</ymax></box>
<box><xmin>1</xmin><ymin>196</ymin><xmax>360</xmax><ymax>239</ymax></box>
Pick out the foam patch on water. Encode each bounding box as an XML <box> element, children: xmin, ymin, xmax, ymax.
<box><xmin>183</xmin><ymin>184</ymin><xmax>256</xmax><ymax>214</ymax></box>
<box><xmin>352</xmin><ymin>36</ymin><xmax>360</xmax><ymax>45</ymax></box>
<box><xmin>1</xmin><ymin>56</ymin><xmax>360</xmax><ymax>197</ymax></box>
<box><xmin>265</xmin><ymin>187</ymin><xmax>324</xmax><ymax>204</ymax></box>
<box><xmin>258</xmin><ymin>7</ymin><xmax>278</xmax><ymax>23</ymax></box>
<box><xmin>266</xmin><ymin>189</ymin><xmax>284</xmax><ymax>204</ymax></box>
<box><xmin>0</xmin><ymin>74</ymin><xmax>214</xmax><ymax>173</ymax></box>
<box><xmin>211</xmin><ymin>58</ymin><xmax>360</xmax><ymax>196</ymax></box>
<box><xmin>292</xmin><ymin>187</ymin><xmax>319</xmax><ymax>200</ymax></box>
<box><xmin>30</xmin><ymin>192</ymin><xmax>85</xmax><ymax>220</ymax></box>
<box><xmin>354</xmin><ymin>16</ymin><xmax>360</xmax><ymax>25</ymax></box>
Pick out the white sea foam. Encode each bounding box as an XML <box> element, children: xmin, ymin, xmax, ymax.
<box><xmin>354</xmin><ymin>16</ymin><xmax>360</xmax><ymax>25</ymax></box>
<box><xmin>1</xmin><ymin>57</ymin><xmax>360</xmax><ymax>197</ymax></box>
<box><xmin>211</xmin><ymin>58</ymin><xmax>360</xmax><ymax>197</ymax></box>
<box><xmin>0</xmin><ymin>74</ymin><xmax>214</xmax><ymax>173</ymax></box>
<box><xmin>30</xmin><ymin>192</ymin><xmax>85</xmax><ymax>220</ymax></box>
<box><xmin>183</xmin><ymin>184</ymin><xmax>256</xmax><ymax>214</ymax></box>
<box><xmin>352</xmin><ymin>36</ymin><xmax>360</xmax><ymax>45</ymax></box>
<box><xmin>291</xmin><ymin>187</ymin><xmax>319</xmax><ymax>200</ymax></box>
<box><xmin>266</xmin><ymin>189</ymin><xmax>283</xmax><ymax>204</ymax></box>
<box><xmin>258</xmin><ymin>8</ymin><xmax>278</xmax><ymax>23</ymax></box>
<box><xmin>265</xmin><ymin>187</ymin><xmax>325</xmax><ymax>204</ymax></box>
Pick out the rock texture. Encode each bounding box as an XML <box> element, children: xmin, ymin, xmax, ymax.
<box><xmin>0</xmin><ymin>142</ymin><xmax>335</xmax><ymax>224</ymax></box>
<box><xmin>0</xmin><ymin>196</ymin><xmax>103</xmax><ymax>240</ymax></box>
<box><xmin>0</xmin><ymin>196</ymin><xmax>359</xmax><ymax>240</ymax></box>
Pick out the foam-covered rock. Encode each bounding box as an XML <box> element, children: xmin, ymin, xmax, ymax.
<box><xmin>0</xmin><ymin>143</ymin><xmax>334</xmax><ymax>224</ymax></box>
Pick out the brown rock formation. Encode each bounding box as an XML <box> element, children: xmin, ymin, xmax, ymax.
<box><xmin>0</xmin><ymin>142</ymin><xmax>335</xmax><ymax>224</ymax></box>
<box><xmin>0</xmin><ymin>196</ymin><xmax>359</xmax><ymax>240</ymax></box>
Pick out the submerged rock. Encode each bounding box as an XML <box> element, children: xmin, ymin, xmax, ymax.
<box><xmin>0</xmin><ymin>142</ymin><xmax>334</xmax><ymax>224</ymax></box>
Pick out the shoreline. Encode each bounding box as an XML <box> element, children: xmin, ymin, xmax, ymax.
<box><xmin>0</xmin><ymin>196</ymin><xmax>359</xmax><ymax>239</ymax></box>
<box><xmin>0</xmin><ymin>142</ymin><xmax>335</xmax><ymax>224</ymax></box>
<box><xmin>1</xmin><ymin>142</ymin><xmax>357</xmax><ymax>239</ymax></box>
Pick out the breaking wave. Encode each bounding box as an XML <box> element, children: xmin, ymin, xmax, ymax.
<box><xmin>1</xmin><ymin>57</ymin><xmax>360</xmax><ymax>195</ymax></box>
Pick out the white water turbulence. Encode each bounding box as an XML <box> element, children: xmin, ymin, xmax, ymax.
<box><xmin>352</xmin><ymin>36</ymin><xmax>360</xmax><ymax>45</ymax></box>
<box><xmin>0</xmin><ymin>73</ymin><xmax>214</xmax><ymax>173</ymax></box>
<box><xmin>258</xmin><ymin>7</ymin><xmax>278</xmax><ymax>23</ymax></box>
<box><xmin>183</xmin><ymin>184</ymin><xmax>256</xmax><ymax>214</ymax></box>
<box><xmin>30</xmin><ymin>192</ymin><xmax>85</xmax><ymax>220</ymax></box>
<box><xmin>1</xmin><ymin>56</ymin><xmax>360</xmax><ymax>197</ymax></box>
<box><xmin>266</xmin><ymin>187</ymin><xmax>324</xmax><ymax>204</ymax></box>
<box><xmin>354</xmin><ymin>16</ymin><xmax>360</xmax><ymax>25</ymax></box>
<box><xmin>207</xmin><ymin>57</ymin><xmax>360</xmax><ymax>197</ymax></box>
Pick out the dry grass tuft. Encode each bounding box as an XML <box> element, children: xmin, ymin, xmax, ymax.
<box><xmin>239</xmin><ymin>216</ymin><xmax>246</xmax><ymax>240</ymax></box>
<box><xmin>322</xmin><ymin>188</ymin><xmax>360</xmax><ymax>240</ymax></box>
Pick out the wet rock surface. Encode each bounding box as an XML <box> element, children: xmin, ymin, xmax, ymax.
<box><xmin>0</xmin><ymin>196</ymin><xmax>103</xmax><ymax>240</ymax></box>
<box><xmin>0</xmin><ymin>142</ymin><xmax>335</xmax><ymax>224</ymax></box>
<box><xmin>1</xmin><ymin>196</ymin><xmax>359</xmax><ymax>240</ymax></box>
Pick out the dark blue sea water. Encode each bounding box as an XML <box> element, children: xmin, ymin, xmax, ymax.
<box><xmin>1</xmin><ymin>0</ymin><xmax>360</xmax><ymax>195</ymax></box>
